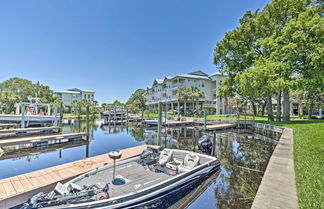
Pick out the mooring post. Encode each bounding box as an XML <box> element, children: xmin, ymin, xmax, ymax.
<box><xmin>60</xmin><ymin>103</ymin><xmax>63</xmax><ymax>122</ymax></box>
<box><xmin>114</xmin><ymin>106</ymin><xmax>117</xmax><ymax>125</ymax></box>
<box><xmin>164</xmin><ymin>103</ymin><xmax>167</xmax><ymax>125</ymax></box>
<box><xmin>158</xmin><ymin>102</ymin><xmax>162</xmax><ymax>146</ymax></box>
<box><xmin>86</xmin><ymin>105</ymin><xmax>90</xmax><ymax>139</ymax></box>
<box><xmin>204</xmin><ymin>110</ymin><xmax>207</xmax><ymax>130</ymax></box>
<box><xmin>121</xmin><ymin>108</ymin><xmax>124</xmax><ymax>124</ymax></box>
<box><xmin>21</xmin><ymin>104</ymin><xmax>25</xmax><ymax>128</ymax></box>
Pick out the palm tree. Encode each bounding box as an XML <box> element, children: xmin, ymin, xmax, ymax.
<box><xmin>176</xmin><ymin>87</ymin><xmax>190</xmax><ymax>117</ymax></box>
<box><xmin>189</xmin><ymin>86</ymin><xmax>205</xmax><ymax>112</ymax></box>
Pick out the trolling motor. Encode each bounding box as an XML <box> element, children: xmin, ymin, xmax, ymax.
<box><xmin>18</xmin><ymin>182</ymin><xmax>100</xmax><ymax>209</ymax></box>
<box><xmin>198</xmin><ymin>135</ymin><xmax>213</xmax><ymax>155</ymax></box>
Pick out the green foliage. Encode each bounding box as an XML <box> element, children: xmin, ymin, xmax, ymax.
<box><xmin>112</xmin><ymin>100</ymin><xmax>123</xmax><ymax>106</ymax></box>
<box><xmin>0</xmin><ymin>77</ymin><xmax>57</xmax><ymax>114</ymax></box>
<box><xmin>126</xmin><ymin>89</ymin><xmax>146</xmax><ymax>113</ymax></box>
<box><xmin>214</xmin><ymin>0</ymin><xmax>323</xmax><ymax>121</ymax></box>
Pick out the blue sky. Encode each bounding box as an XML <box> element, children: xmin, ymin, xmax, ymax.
<box><xmin>0</xmin><ymin>0</ymin><xmax>270</xmax><ymax>103</ymax></box>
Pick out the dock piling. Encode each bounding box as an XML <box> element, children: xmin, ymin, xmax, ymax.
<box><xmin>158</xmin><ymin>102</ymin><xmax>162</xmax><ymax>145</ymax></box>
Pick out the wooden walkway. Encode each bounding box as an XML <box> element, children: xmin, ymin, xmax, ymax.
<box><xmin>166</xmin><ymin>120</ymin><xmax>195</xmax><ymax>126</ymax></box>
<box><xmin>205</xmin><ymin>123</ymin><xmax>236</xmax><ymax>131</ymax></box>
<box><xmin>0</xmin><ymin>126</ymin><xmax>60</xmax><ymax>136</ymax></box>
<box><xmin>0</xmin><ymin>124</ymin><xmax>17</xmax><ymax>129</ymax></box>
<box><xmin>0</xmin><ymin>132</ymin><xmax>87</xmax><ymax>147</ymax></box>
<box><xmin>0</xmin><ymin>144</ymin><xmax>155</xmax><ymax>208</ymax></box>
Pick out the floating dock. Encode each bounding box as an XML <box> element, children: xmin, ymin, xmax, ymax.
<box><xmin>0</xmin><ymin>126</ymin><xmax>60</xmax><ymax>137</ymax></box>
<box><xmin>205</xmin><ymin>123</ymin><xmax>236</xmax><ymax>131</ymax></box>
<box><xmin>0</xmin><ymin>140</ymin><xmax>88</xmax><ymax>160</ymax></box>
<box><xmin>0</xmin><ymin>144</ymin><xmax>156</xmax><ymax>208</ymax></box>
<box><xmin>0</xmin><ymin>124</ymin><xmax>17</xmax><ymax>129</ymax></box>
<box><xmin>0</xmin><ymin>132</ymin><xmax>87</xmax><ymax>147</ymax></box>
<box><xmin>143</xmin><ymin>119</ymin><xmax>195</xmax><ymax>127</ymax></box>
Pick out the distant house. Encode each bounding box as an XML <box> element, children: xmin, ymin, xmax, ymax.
<box><xmin>54</xmin><ymin>88</ymin><xmax>95</xmax><ymax>107</ymax></box>
<box><xmin>145</xmin><ymin>70</ymin><xmax>232</xmax><ymax>115</ymax></box>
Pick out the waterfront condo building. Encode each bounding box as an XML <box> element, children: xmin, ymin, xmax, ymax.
<box><xmin>145</xmin><ymin>71</ymin><xmax>232</xmax><ymax>115</ymax></box>
<box><xmin>54</xmin><ymin>88</ymin><xmax>95</xmax><ymax>107</ymax></box>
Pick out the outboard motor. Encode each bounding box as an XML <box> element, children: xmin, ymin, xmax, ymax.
<box><xmin>139</xmin><ymin>147</ymin><xmax>160</xmax><ymax>166</ymax></box>
<box><xmin>198</xmin><ymin>135</ymin><xmax>213</xmax><ymax>155</ymax></box>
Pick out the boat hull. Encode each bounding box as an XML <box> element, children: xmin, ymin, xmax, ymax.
<box><xmin>55</xmin><ymin>158</ymin><xmax>219</xmax><ymax>209</ymax></box>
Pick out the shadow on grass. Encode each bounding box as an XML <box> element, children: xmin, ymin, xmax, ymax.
<box><xmin>246</xmin><ymin>119</ymin><xmax>324</xmax><ymax>127</ymax></box>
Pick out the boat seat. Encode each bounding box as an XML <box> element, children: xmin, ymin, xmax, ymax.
<box><xmin>178</xmin><ymin>153</ymin><xmax>200</xmax><ymax>173</ymax></box>
<box><xmin>158</xmin><ymin>148</ymin><xmax>173</xmax><ymax>166</ymax></box>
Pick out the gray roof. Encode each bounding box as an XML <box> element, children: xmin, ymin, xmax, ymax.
<box><xmin>55</xmin><ymin>91</ymin><xmax>81</xmax><ymax>94</ymax></box>
<box><xmin>82</xmin><ymin>90</ymin><xmax>95</xmax><ymax>93</ymax></box>
<box><xmin>209</xmin><ymin>71</ymin><xmax>227</xmax><ymax>77</ymax></box>
<box><xmin>178</xmin><ymin>71</ymin><xmax>210</xmax><ymax>80</ymax></box>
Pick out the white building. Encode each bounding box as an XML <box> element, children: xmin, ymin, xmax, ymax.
<box><xmin>145</xmin><ymin>71</ymin><xmax>231</xmax><ymax>114</ymax></box>
<box><xmin>54</xmin><ymin>88</ymin><xmax>95</xmax><ymax>107</ymax></box>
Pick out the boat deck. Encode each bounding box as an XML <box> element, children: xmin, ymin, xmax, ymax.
<box><xmin>72</xmin><ymin>150</ymin><xmax>211</xmax><ymax>200</ymax></box>
<box><xmin>0</xmin><ymin>145</ymin><xmax>157</xmax><ymax>209</ymax></box>
<box><xmin>75</xmin><ymin>161</ymin><xmax>171</xmax><ymax>199</ymax></box>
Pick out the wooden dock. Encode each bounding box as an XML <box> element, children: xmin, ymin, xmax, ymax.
<box><xmin>0</xmin><ymin>132</ymin><xmax>87</xmax><ymax>147</ymax></box>
<box><xmin>0</xmin><ymin>126</ymin><xmax>60</xmax><ymax>137</ymax></box>
<box><xmin>0</xmin><ymin>124</ymin><xmax>17</xmax><ymax>129</ymax></box>
<box><xmin>0</xmin><ymin>144</ymin><xmax>155</xmax><ymax>208</ymax></box>
<box><xmin>205</xmin><ymin>123</ymin><xmax>236</xmax><ymax>131</ymax></box>
<box><xmin>165</xmin><ymin>120</ymin><xmax>195</xmax><ymax>127</ymax></box>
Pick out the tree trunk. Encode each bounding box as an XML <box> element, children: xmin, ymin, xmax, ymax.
<box><xmin>308</xmin><ymin>100</ymin><xmax>313</xmax><ymax>119</ymax></box>
<box><xmin>298</xmin><ymin>100</ymin><xmax>303</xmax><ymax>117</ymax></box>
<box><xmin>261</xmin><ymin>100</ymin><xmax>267</xmax><ymax>116</ymax></box>
<box><xmin>184</xmin><ymin>102</ymin><xmax>187</xmax><ymax>115</ymax></box>
<box><xmin>276</xmin><ymin>90</ymin><xmax>282</xmax><ymax>121</ymax></box>
<box><xmin>78</xmin><ymin>107</ymin><xmax>81</xmax><ymax>119</ymax></box>
<box><xmin>308</xmin><ymin>106</ymin><xmax>312</xmax><ymax>119</ymax></box>
<box><xmin>177</xmin><ymin>101</ymin><xmax>180</xmax><ymax>117</ymax></box>
<box><xmin>267</xmin><ymin>96</ymin><xmax>274</xmax><ymax>121</ymax></box>
<box><xmin>5</xmin><ymin>103</ymin><xmax>11</xmax><ymax>114</ymax></box>
<box><xmin>283</xmin><ymin>88</ymin><xmax>290</xmax><ymax>121</ymax></box>
<box><xmin>251</xmin><ymin>101</ymin><xmax>257</xmax><ymax>116</ymax></box>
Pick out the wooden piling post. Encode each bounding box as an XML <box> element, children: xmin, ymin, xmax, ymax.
<box><xmin>114</xmin><ymin>106</ymin><xmax>117</xmax><ymax>125</ymax></box>
<box><xmin>86</xmin><ymin>105</ymin><xmax>90</xmax><ymax>137</ymax></box>
<box><xmin>164</xmin><ymin>103</ymin><xmax>167</xmax><ymax>126</ymax></box>
<box><xmin>204</xmin><ymin>110</ymin><xmax>207</xmax><ymax>130</ymax></box>
<box><xmin>158</xmin><ymin>102</ymin><xmax>162</xmax><ymax>146</ymax></box>
<box><xmin>21</xmin><ymin>104</ymin><xmax>25</xmax><ymax>128</ymax></box>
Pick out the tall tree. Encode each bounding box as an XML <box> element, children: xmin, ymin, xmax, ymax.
<box><xmin>126</xmin><ymin>89</ymin><xmax>146</xmax><ymax>114</ymax></box>
<box><xmin>189</xmin><ymin>86</ymin><xmax>205</xmax><ymax>112</ymax></box>
<box><xmin>0</xmin><ymin>92</ymin><xmax>20</xmax><ymax>114</ymax></box>
<box><xmin>176</xmin><ymin>87</ymin><xmax>190</xmax><ymax>116</ymax></box>
<box><xmin>214</xmin><ymin>0</ymin><xmax>313</xmax><ymax>121</ymax></box>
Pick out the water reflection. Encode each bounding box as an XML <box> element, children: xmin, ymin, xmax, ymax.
<box><xmin>0</xmin><ymin>119</ymin><xmax>276</xmax><ymax>209</ymax></box>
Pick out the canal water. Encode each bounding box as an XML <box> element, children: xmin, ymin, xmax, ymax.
<box><xmin>0</xmin><ymin>119</ymin><xmax>277</xmax><ymax>209</ymax></box>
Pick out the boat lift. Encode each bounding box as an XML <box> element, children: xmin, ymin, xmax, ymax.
<box><xmin>0</xmin><ymin>102</ymin><xmax>60</xmax><ymax>128</ymax></box>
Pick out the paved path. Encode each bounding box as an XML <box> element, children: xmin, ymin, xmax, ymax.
<box><xmin>252</xmin><ymin>128</ymin><xmax>299</xmax><ymax>209</ymax></box>
<box><xmin>0</xmin><ymin>144</ymin><xmax>154</xmax><ymax>208</ymax></box>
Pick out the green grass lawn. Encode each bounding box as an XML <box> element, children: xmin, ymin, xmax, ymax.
<box><xmin>256</xmin><ymin>119</ymin><xmax>324</xmax><ymax>209</ymax></box>
<box><xmin>62</xmin><ymin>113</ymin><xmax>101</xmax><ymax>119</ymax></box>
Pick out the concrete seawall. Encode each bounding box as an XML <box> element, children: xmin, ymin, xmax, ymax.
<box><xmin>252</xmin><ymin>128</ymin><xmax>298</xmax><ymax>209</ymax></box>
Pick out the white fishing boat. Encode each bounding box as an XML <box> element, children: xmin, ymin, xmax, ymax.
<box><xmin>19</xmin><ymin>147</ymin><xmax>220</xmax><ymax>209</ymax></box>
